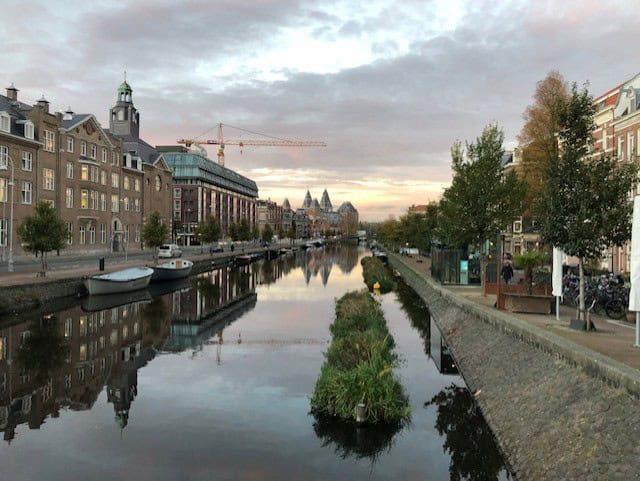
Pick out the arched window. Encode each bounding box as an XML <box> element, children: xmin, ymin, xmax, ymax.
<box><xmin>155</xmin><ymin>175</ymin><xmax>161</xmax><ymax>192</ymax></box>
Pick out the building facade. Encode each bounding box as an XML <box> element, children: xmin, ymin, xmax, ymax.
<box><xmin>160</xmin><ymin>146</ymin><xmax>258</xmax><ymax>245</ymax></box>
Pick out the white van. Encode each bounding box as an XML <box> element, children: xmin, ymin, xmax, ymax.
<box><xmin>158</xmin><ymin>244</ymin><xmax>182</xmax><ymax>258</ymax></box>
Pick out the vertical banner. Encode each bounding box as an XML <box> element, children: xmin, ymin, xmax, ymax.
<box><xmin>628</xmin><ymin>196</ymin><xmax>640</xmax><ymax>346</ymax></box>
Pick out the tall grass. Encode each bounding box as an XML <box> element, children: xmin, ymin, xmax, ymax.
<box><xmin>361</xmin><ymin>256</ymin><xmax>395</xmax><ymax>293</ymax></box>
<box><xmin>311</xmin><ymin>290</ymin><xmax>410</xmax><ymax>425</ymax></box>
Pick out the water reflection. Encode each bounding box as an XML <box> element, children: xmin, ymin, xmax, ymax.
<box><xmin>427</xmin><ymin>384</ymin><xmax>511</xmax><ymax>481</ymax></box>
<box><xmin>312</xmin><ymin>414</ymin><xmax>405</xmax><ymax>463</ymax></box>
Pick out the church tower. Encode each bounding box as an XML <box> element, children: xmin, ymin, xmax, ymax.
<box><xmin>109</xmin><ymin>76</ymin><xmax>140</xmax><ymax>139</ymax></box>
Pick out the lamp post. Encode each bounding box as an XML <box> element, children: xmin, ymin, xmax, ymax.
<box><xmin>7</xmin><ymin>155</ymin><xmax>14</xmax><ymax>273</ymax></box>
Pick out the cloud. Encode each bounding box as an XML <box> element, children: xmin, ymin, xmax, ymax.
<box><xmin>3</xmin><ymin>0</ymin><xmax>639</xmax><ymax>220</ymax></box>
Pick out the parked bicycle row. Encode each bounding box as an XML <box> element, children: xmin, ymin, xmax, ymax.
<box><xmin>562</xmin><ymin>273</ymin><xmax>629</xmax><ymax>320</ymax></box>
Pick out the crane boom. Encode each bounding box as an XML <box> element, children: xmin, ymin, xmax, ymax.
<box><xmin>177</xmin><ymin>123</ymin><xmax>326</xmax><ymax>167</ymax></box>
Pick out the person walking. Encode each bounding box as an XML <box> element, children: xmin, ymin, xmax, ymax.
<box><xmin>501</xmin><ymin>261</ymin><xmax>514</xmax><ymax>285</ymax></box>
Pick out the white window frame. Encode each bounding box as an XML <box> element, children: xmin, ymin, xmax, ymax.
<box><xmin>100</xmin><ymin>193</ymin><xmax>106</xmax><ymax>211</ymax></box>
<box><xmin>101</xmin><ymin>223</ymin><xmax>106</xmax><ymax>244</ymax></box>
<box><xmin>89</xmin><ymin>225</ymin><xmax>96</xmax><ymax>245</ymax></box>
<box><xmin>81</xmin><ymin>141</ymin><xmax>87</xmax><ymax>157</ymax></box>
<box><xmin>21</xmin><ymin>181</ymin><xmax>32</xmax><ymax>204</ymax></box>
<box><xmin>65</xmin><ymin>187</ymin><xmax>73</xmax><ymax>208</ymax></box>
<box><xmin>43</xmin><ymin>168</ymin><xmax>55</xmax><ymax>191</ymax></box>
<box><xmin>44</xmin><ymin>130</ymin><xmax>55</xmax><ymax>152</ymax></box>
<box><xmin>66</xmin><ymin>222</ymin><xmax>73</xmax><ymax>245</ymax></box>
<box><xmin>0</xmin><ymin>218</ymin><xmax>6</xmax><ymax>247</ymax></box>
<box><xmin>102</xmin><ymin>148</ymin><xmax>107</xmax><ymax>163</ymax></box>
<box><xmin>0</xmin><ymin>112</ymin><xmax>9</xmax><ymax>133</ymax></box>
<box><xmin>81</xmin><ymin>189</ymin><xmax>88</xmax><ymax>209</ymax></box>
<box><xmin>67</xmin><ymin>136</ymin><xmax>74</xmax><ymax>152</ymax></box>
<box><xmin>111</xmin><ymin>194</ymin><xmax>119</xmax><ymax>212</ymax></box>
<box><xmin>0</xmin><ymin>145</ymin><xmax>7</xmax><ymax>169</ymax></box>
<box><xmin>67</xmin><ymin>161</ymin><xmax>74</xmax><ymax>179</ymax></box>
<box><xmin>23</xmin><ymin>121</ymin><xmax>34</xmax><ymax>140</ymax></box>
<box><xmin>0</xmin><ymin>178</ymin><xmax>6</xmax><ymax>202</ymax></box>
<box><xmin>79</xmin><ymin>225</ymin><xmax>86</xmax><ymax>245</ymax></box>
<box><xmin>90</xmin><ymin>144</ymin><xmax>97</xmax><ymax>159</ymax></box>
<box><xmin>21</xmin><ymin>151</ymin><xmax>32</xmax><ymax>171</ymax></box>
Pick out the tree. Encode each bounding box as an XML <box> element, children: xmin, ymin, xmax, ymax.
<box><xmin>238</xmin><ymin>218</ymin><xmax>251</xmax><ymax>241</ymax></box>
<box><xmin>287</xmin><ymin>221</ymin><xmax>296</xmax><ymax>244</ymax></box>
<box><xmin>536</xmin><ymin>83</ymin><xmax>638</xmax><ymax>324</ymax></box>
<box><xmin>261</xmin><ymin>223</ymin><xmax>274</xmax><ymax>243</ymax></box>
<box><xmin>196</xmin><ymin>217</ymin><xmax>222</xmax><ymax>246</ymax></box>
<box><xmin>438</xmin><ymin>124</ymin><xmax>526</xmax><ymax>258</ymax></box>
<box><xmin>228</xmin><ymin>222</ymin><xmax>238</xmax><ymax>241</ymax></box>
<box><xmin>518</xmin><ymin>71</ymin><xmax>569</xmax><ymax>210</ymax></box>
<box><xmin>142</xmin><ymin>210</ymin><xmax>169</xmax><ymax>262</ymax></box>
<box><xmin>17</xmin><ymin>201</ymin><xmax>67</xmax><ymax>275</ymax></box>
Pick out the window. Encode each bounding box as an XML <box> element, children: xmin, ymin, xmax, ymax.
<box><xmin>111</xmin><ymin>151</ymin><xmax>117</xmax><ymax>165</ymax></box>
<box><xmin>135</xmin><ymin>225</ymin><xmax>140</xmax><ymax>243</ymax></box>
<box><xmin>90</xmin><ymin>144</ymin><xmax>97</xmax><ymax>159</ymax></box>
<box><xmin>44</xmin><ymin>130</ymin><xmax>55</xmax><ymax>152</ymax></box>
<box><xmin>0</xmin><ymin>113</ymin><xmax>9</xmax><ymax>132</ymax></box>
<box><xmin>21</xmin><ymin>151</ymin><xmax>32</xmax><ymax>171</ymax></box>
<box><xmin>91</xmin><ymin>166</ymin><xmax>98</xmax><ymax>183</ymax></box>
<box><xmin>101</xmin><ymin>223</ymin><xmax>106</xmax><ymax>244</ymax></box>
<box><xmin>66</xmin><ymin>161</ymin><xmax>74</xmax><ymax>179</ymax></box>
<box><xmin>111</xmin><ymin>194</ymin><xmax>119</xmax><ymax>212</ymax></box>
<box><xmin>100</xmin><ymin>193</ymin><xmax>106</xmax><ymax>211</ymax></box>
<box><xmin>618</xmin><ymin>137</ymin><xmax>625</xmax><ymax>161</ymax></box>
<box><xmin>81</xmin><ymin>189</ymin><xmax>88</xmax><ymax>209</ymax></box>
<box><xmin>65</xmin><ymin>188</ymin><xmax>73</xmax><ymax>208</ymax></box>
<box><xmin>81</xmin><ymin>165</ymin><xmax>89</xmax><ymax>181</ymax></box>
<box><xmin>102</xmin><ymin>148</ymin><xmax>107</xmax><ymax>163</ymax></box>
<box><xmin>91</xmin><ymin>190</ymin><xmax>98</xmax><ymax>210</ymax></box>
<box><xmin>89</xmin><ymin>225</ymin><xmax>96</xmax><ymax>244</ymax></box>
<box><xmin>174</xmin><ymin>200</ymin><xmax>181</xmax><ymax>210</ymax></box>
<box><xmin>111</xmin><ymin>173</ymin><xmax>119</xmax><ymax>188</ymax></box>
<box><xmin>21</xmin><ymin>181</ymin><xmax>32</xmax><ymax>204</ymax></box>
<box><xmin>124</xmin><ymin>196</ymin><xmax>129</xmax><ymax>211</ymax></box>
<box><xmin>81</xmin><ymin>141</ymin><xmax>87</xmax><ymax>157</ymax></box>
<box><xmin>24</xmin><ymin>121</ymin><xmax>34</xmax><ymax>140</ymax></box>
<box><xmin>100</xmin><ymin>170</ymin><xmax>106</xmax><ymax>185</ymax></box>
<box><xmin>123</xmin><ymin>176</ymin><xmax>130</xmax><ymax>190</ymax></box>
<box><xmin>0</xmin><ymin>219</ymin><xmax>6</xmax><ymax>247</ymax></box>
<box><xmin>134</xmin><ymin>179</ymin><xmax>141</xmax><ymax>192</ymax></box>
<box><xmin>629</xmin><ymin>132</ymin><xmax>635</xmax><ymax>160</ymax></box>
<box><xmin>66</xmin><ymin>222</ymin><xmax>73</xmax><ymax>245</ymax></box>
<box><xmin>0</xmin><ymin>178</ymin><xmax>6</xmax><ymax>202</ymax></box>
<box><xmin>67</xmin><ymin>136</ymin><xmax>74</xmax><ymax>152</ymax></box>
<box><xmin>174</xmin><ymin>188</ymin><xmax>181</xmax><ymax>198</ymax></box>
<box><xmin>155</xmin><ymin>175</ymin><xmax>161</xmax><ymax>191</ymax></box>
<box><xmin>0</xmin><ymin>145</ymin><xmax>7</xmax><ymax>169</ymax></box>
<box><xmin>79</xmin><ymin>225</ymin><xmax>86</xmax><ymax>244</ymax></box>
<box><xmin>134</xmin><ymin>198</ymin><xmax>140</xmax><ymax>212</ymax></box>
<box><xmin>43</xmin><ymin>168</ymin><xmax>55</xmax><ymax>190</ymax></box>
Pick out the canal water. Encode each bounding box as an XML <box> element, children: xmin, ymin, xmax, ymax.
<box><xmin>0</xmin><ymin>244</ymin><xmax>512</xmax><ymax>480</ymax></box>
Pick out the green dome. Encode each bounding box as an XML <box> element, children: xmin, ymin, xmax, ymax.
<box><xmin>117</xmin><ymin>81</ymin><xmax>132</xmax><ymax>93</ymax></box>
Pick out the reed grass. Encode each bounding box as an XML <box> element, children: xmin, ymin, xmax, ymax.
<box><xmin>361</xmin><ymin>256</ymin><xmax>395</xmax><ymax>293</ymax></box>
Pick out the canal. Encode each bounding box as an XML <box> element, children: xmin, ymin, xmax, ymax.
<box><xmin>0</xmin><ymin>244</ymin><xmax>512</xmax><ymax>480</ymax></box>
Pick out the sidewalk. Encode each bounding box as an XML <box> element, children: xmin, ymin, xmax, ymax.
<box><xmin>400</xmin><ymin>254</ymin><xmax>640</xmax><ymax>370</ymax></box>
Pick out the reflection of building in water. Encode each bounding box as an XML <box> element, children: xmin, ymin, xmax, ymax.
<box><xmin>163</xmin><ymin>264</ymin><xmax>258</xmax><ymax>353</ymax></box>
<box><xmin>430</xmin><ymin>317</ymin><xmax>458</xmax><ymax>375</ymax></box>
<box><xmin>0</xmin><ymin>296</ymin><xmax>167</xmax><ymax>442</ymax></box>
<box><xmin>301</xmin><ymin>244</ymin><xmax>353</xmax><ymax>285</ymax></box>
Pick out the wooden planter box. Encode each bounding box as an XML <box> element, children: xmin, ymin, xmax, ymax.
<box><xmin>502</xmin><ymin>292</ymin><xmax>553</xmax><ymax>314</ymax></box>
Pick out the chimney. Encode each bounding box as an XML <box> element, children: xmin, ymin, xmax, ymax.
<box><xmin>62</xmin><ymin>106</ymin><xmax>73</xmax><ymax>121</ymax></box>
<box><xmin>6</xmin><ymin>82</ymin><xmax>18</xmax><ymax>101</ymax></box>
<box><xmin>36</xmin><ymin>95</ymin><xmax>50</xmax><ymax>113</ymax></box>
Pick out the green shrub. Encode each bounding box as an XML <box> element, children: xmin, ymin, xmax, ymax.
<box><xmin>326</xmin><ymin>330</ymin><xmax>396</xmax><ymax>370</ymax></box>
<box><xmin>361</xmin><ymin>256</ymin><xmax>395</xmax><ymax>293</ymax></box>
<box><xmin>331</xmin><ymin>290</ymin><xmax>388</xmax><ymax>339</ymax></box>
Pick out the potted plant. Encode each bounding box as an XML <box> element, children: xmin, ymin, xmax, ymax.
<box><xmin>513</xmin><ymin>251</ymin><xmax>547</xmax><ymax>294</ymax></box>
<box><xmin>501</xmin><ymin>251</ymin><xmax>553</xmax><ymax>314</ymax></box>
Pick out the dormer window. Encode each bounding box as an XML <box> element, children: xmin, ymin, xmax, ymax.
<box><xmin>23</xmin><ymin>121</ymin><xmax>34</xmax><ymax>140</ymax></box>
<box><xmin>0</xmin><ymin>112</ymin><xmax>9</xmax><ymax>133</ymax></box>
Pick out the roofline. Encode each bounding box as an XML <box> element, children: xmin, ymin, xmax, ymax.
<box><xmin>61</xmin><ymin>114</ymin><xmax>116</xmax><ymax>148</ymax></box>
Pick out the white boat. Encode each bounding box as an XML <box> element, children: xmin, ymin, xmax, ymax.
<box><xmin>151</xmin><ymin>259</ymin><xmax>194</xmax><ymax>283</ymax></box>
<box><xmin>84</xmin><ymin>266</ymin><xmax>154</xmax><ymax>295</ymax></box>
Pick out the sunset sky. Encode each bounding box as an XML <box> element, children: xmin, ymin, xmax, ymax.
<box><xmin>2</xmin><ymin>0</ymin><xmax>638</xmax><ymax>220</ymax></box>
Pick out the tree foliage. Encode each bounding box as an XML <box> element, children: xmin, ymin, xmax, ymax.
<box><xmin>518</xmin><ymin>71</ymin><xmax>569</xmax><ymax>210</ymax></box>
<box><xmin>238</xmin><ymin>218</ymin><xmax>251</xmax><ymax>241</ymax></box>
<box><xmin>142</xmin><ymin>210</ymin><xmax>170</xmax><ymax>260</ymax></box>
<box><xmin>17</xmin><ymin>201</ymin><xmax>67</xmax><ymax>275</ymax></box>
<box><xmin>196</xmin><ymin>217</ymin><xmax>222</xmax><ymax>245</ymax></box>
<box><xmin>437</xmin><ymin>124</ymin><xmax>526</xmax><ymax>252</ymax></box>
<box><xmin>261</xmin><ymin>223</ymin><xmax>274</xmax><ymax>243</ymax></box>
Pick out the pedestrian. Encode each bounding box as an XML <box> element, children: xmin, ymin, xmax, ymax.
<box><xmin>501</xmin><ymin>261</ymin><xmax>514</xmax><ymax>285</ymax></box>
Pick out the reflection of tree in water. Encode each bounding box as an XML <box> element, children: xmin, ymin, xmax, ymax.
<box><xmin>312</xmin><ymin>413</ymin><xmax>405</xmax><ymax>464</ymax></box>
<box><xmin>195</xmin><ymin>275</ymin><xmax>221</xmax><ymax>309</ymax></box>
<box><xmin>261</xmin><ymin>259</ymin><xmax>275</xmax><ymax>285</ymax></box>
<box><xmin>17</xmin><ymin>316</ymin><xmax>69</xmax><ymax>385</ymax></box>
<box><xmin>427</xmin><ymin>384</ymin><xmax>511</xmax><ymax>481</ymax></box>
<box><xmin>394</xmin><ymin>278</ymin><xmax>431</xmax><ymax>356</ymax></box>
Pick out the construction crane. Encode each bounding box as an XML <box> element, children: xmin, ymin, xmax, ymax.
<box><xmin>177</xmin><ymin>123</ymin><xmax>326</xmax><ymax>167</ymax></box>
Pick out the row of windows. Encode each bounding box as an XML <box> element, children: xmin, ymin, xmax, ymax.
<box><xmin>0</xmin><ymin>146</ymin><xmax>34</xmax><ymax>171</ymax></box>
<box><xmin>64</xmin><ymin>222</ymin><xmax>140</xmax><ymax>245</ymax></box>
<box><xmin>66</xmin><ymin>137</ymin><xmax>118</xmax><ymax>164</ymax></box>
<box><xmin>0</xmin><ymin>112</ymin><xmax>35</xmax><ymax>140</ymax></box>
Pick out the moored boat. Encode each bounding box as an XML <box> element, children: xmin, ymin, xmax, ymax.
<box><xmin>83</xmin><ymin>266</ymin><xmax>154</xmax><ymax>295</ymax></box>
<box><xmin>151</xmin><ymin>259</ymin><xmax>194</xmax><ymax>283</ymax></box>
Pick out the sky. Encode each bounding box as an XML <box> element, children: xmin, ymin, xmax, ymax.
<box><xmin>1</xmin><ymin>0</ymin><xmax>639</xmax><ymax>221</ymax></box>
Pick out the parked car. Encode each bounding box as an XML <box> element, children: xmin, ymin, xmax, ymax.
<box><xmin>209</xmin><ymin>245</ymin><xmax>224</xmax><ymax>254</ymax></box>
<box><xmin>158</xmin><ymin>244</ymin><xmax>182</xmax><ymax>258</ymax></box>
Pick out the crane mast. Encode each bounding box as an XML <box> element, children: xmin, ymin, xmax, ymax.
<box><xmin>177</xmin><ymin>123</ymin><xmax>326</xmax><ymax>167</ymax></box>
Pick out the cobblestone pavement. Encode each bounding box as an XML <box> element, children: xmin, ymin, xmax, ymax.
<box><xmin>393</xmin><ymin>254</ymin><xmax>640</xmax><ymax>481</ymax></box>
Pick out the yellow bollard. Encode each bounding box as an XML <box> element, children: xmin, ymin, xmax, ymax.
<box><xmin>373</xmin><ymin>281</ymin><xmax>380</xmax><ymax>294</ymax></box>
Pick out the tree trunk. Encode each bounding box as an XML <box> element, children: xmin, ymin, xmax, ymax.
<box><xmin>40</xmin><ymin>250</ymin><xmax>47</xmax><ymax>276</ymax></box>
<box><xmin>579</xmin><ymin>258</ymin><xmax>585</xmax><ymax>322</ymax></box>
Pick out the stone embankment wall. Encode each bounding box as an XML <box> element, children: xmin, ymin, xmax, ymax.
<box><xmin>390</xmin><ymin>253</ymin><xmax>640</xmax><ymax>481</ymax></box>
